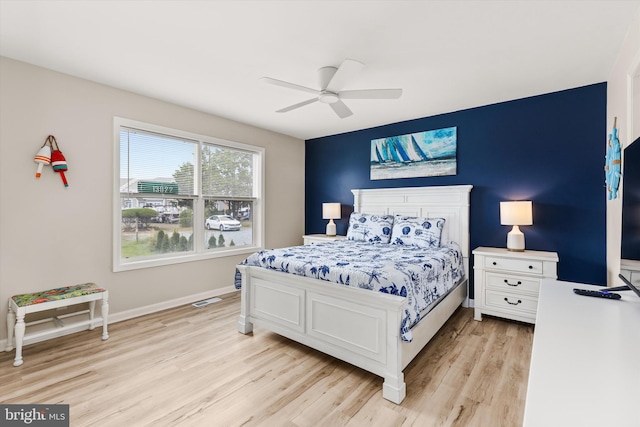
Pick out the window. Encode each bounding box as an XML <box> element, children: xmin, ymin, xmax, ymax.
<box><xmin>113</xmin><ymin>117</ymin><xmax>264</xmax><ymax>271</ymax></box>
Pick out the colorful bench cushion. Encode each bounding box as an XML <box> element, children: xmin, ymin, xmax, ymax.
<box><xmin>11</xmin><ymin>283</ymin><xmax>106</xmax><ymax>307</ymax></box>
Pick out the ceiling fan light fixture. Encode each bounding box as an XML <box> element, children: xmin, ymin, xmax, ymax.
<box><xmin>262</xmin><ymin>59</ymin><xmax>402</xmax><ymax>118</ymax></box>
<box><xmin>318</xmin><ymin>92</ymin><xmax>339</xmax><ymax>104</ymax></box>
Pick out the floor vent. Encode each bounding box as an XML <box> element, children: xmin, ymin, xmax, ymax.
<box><xmin>192</xmin><ymin>297</ymin><xmax>222</xmax><ymax>308</ymax></box>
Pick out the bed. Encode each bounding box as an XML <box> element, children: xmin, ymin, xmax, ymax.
<box><xmin>236</xmin><ymin>185</ymin><xmax>472</xmax><ymax>404</ymax></box>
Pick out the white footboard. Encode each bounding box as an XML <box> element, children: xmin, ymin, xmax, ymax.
<box><xmin>237</xmin><ymin>264</ymin><xmax>408</xmax><ymax>403</ymax></box>
<box><xmin>237</xmin><ymin>184</ymin><xmax>472</xmax><ymax>404</ymax></box>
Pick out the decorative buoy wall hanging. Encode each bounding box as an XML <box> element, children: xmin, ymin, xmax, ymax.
<box><xmin>33</xmin><ymin>142</ymin><xmax>51</xmax><ymax>178</ymax></box>
<box><xmin>33</xmin><ymin>135</ymin><xmax>69</xmax><ymax>187</ymax></box>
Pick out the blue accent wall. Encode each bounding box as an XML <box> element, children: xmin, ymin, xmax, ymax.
<box><xmin>305</xmin><ymin>83</ymin><xmax>607</xmax><ymax>296</ymax></box>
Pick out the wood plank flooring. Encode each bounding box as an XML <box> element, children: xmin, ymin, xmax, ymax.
<box><xmin>0</xmin><ymin>292</ymin><xmax>534</xmax><ymax>426</ymax></box>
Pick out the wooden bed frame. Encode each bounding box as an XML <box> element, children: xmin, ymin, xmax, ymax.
<box><xmin>237</xmin><ymin>185</ymin><xmax>472</xmax><ymax>404</ymax></box>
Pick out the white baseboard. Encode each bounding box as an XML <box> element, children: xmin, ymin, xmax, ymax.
<box><xmin>108</xmin><ymin>285</ymin><xmax>237</xmax><ymax>324</ymax></box>
<box><xmin>1</xmin><ymin>286</ymin><xmax>238</xmax><ymax>353</ymax></box>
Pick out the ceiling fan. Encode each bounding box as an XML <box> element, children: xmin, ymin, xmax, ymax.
<box><xmin>261</xmin><ymin>59</ymin><xmax>402</xmax><ymax>119</ymax></box>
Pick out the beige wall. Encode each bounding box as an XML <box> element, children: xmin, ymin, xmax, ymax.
<box><xmin>606</xmin><ymin>7</ymin><xmax>640</xmax><ymax>285</ymax></box>
<box><xmin>0</xmin><ymin>57</ymin><xmax>305</xmax><ymax>342</ymax></box>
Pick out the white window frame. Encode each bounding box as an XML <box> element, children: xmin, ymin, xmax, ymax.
<box><xmin>113</xmin><ymin>117</ymin><xmax>264</xmax><ymax>272</ymax></box>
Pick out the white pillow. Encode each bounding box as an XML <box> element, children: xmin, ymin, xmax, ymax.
<box><xmin>346</xmin><ymin>213</ymin><xmax>394</xmax><ymax>243</ymax></box>
<box><xmin>391</xmin><ymin>216</ymin><xmax>445</xmax><ymax>248</ymax></box>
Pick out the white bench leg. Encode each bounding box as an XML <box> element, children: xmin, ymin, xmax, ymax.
<box><xmin>89</xmin><ymin>300</ymin><xmax>96</xmax><ymax>330</ymax></box>
<box><xmin>101</xmin><ymin>293</ymin><xmax>109</xmax><ymax>341</ymax></box>
<box><xmin>13</xmin><ymin>312</ymin><xmax>25</xmax><ymax>367</ymax></box>
<box><xmin>6</xmin><ymin>302</ymin><xmax>15</xmax><ymax>352</ymax></box>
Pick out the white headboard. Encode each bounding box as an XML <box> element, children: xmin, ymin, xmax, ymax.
<box><xmin>351</xmin><ymin>185</ymin><xmax>473</xmax><ymax>259</ymax></box>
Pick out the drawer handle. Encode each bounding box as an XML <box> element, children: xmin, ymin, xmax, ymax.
<box><xmin>504</xmin><ymin>279</ymin><xmax>522</xmax><ymax>287</ymax></box>
<box><xmin>504</xmin><ymin>297</ymin><xmax>522</xmax><ymax>306</ymax></box>
<box><xmin>528</xmin><ymin>265</ymin><xmax>533</xmax><ymax>269</ymax></box>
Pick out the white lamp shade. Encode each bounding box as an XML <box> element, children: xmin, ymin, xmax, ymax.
<box><xmin>500</xmin><ymin>201</ymin><xmax>533</xmax><ymax>226</ymax></box>
<box><xmin>322</xmin><ymin>203</ymin><xmax>341</xmax><ymax>220</ymax></box>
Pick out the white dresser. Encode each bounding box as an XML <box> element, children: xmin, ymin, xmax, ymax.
<box><xmin>620</xmin><ymin>259</ymin><xmax>640</xmax><ymax>288</ymax></box>
<box><xmin>523</xmin><ymin>279</ymin><xmax>640</xmax><ymax>427</ymax></box>
<box><xmin>473</xmin><ymin>247</ymin><xmax>558</xmax><ymax>324</ymax></box>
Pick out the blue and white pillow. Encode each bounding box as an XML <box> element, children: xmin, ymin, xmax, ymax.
<box><xmin>346</xmin><ymin>213</ymin><xmax>394</xmax><ymax>243</ymax></box>
<box><xmin>391</xmin><ymin>216</ymin><xmax>445</xmax><ymax>248</ymax></box>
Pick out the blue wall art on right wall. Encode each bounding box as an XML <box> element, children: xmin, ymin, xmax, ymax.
<box><xmin>305</xmin><ymin>83</ymin><xmax>607</xmax><ymax>298</ymax></box>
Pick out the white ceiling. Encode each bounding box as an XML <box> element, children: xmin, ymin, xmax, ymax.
<box><xmin>1</xmin><ymin>1</ymin><xmax>639</xmax><ymax>141</ymax></box>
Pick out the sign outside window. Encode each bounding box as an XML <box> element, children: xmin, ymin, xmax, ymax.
<box><xmin>137</xmin><ymin>181</ymin><xmax>179</xmax><ymax>194</ymax></box>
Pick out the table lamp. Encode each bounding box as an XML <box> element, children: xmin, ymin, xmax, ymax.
<box><xmin>322</xmin><ymin>203</ymin><xmax>341</xmax><ymax>236</ymax></box>
<box><xmin>500</xmin><ymin>201</ymin><xmax>532</xmax><ymax>251</ymax></box>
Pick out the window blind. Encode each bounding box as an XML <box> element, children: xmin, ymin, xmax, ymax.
<box><xmin>120</xmin><ymin>128</ymin><xmax>196</xmax><ymax>196</ymax></box>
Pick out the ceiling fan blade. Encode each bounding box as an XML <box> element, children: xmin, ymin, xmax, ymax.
<box><xmin>276</xmin><ymin>97</ymin><xmax>319</xmax><ymax>113</ymax></box>
<box><xmin>329</xmin><ymin>100</ymin><xmax>353</xmax><ymax>119</ymax></box>
<box><xmin>325</xmin><ymin>59</ymin><xmax>364</xmax><ymax>92</ymax></box>
<box><xmin>339</xmin><ymin>89</ymin><xmax>403</xmax><ymax>99</ymax></box>
<box><xmin>260</xmin><ymin>77</ymin><xmax>320</xmax><ymax>95</ymax></box>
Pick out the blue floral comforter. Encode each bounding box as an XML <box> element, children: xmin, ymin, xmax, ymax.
<box><xmin>235</xmin><ymin>240</ymin><xmax>465</xmax><ymax>342</ymax></box>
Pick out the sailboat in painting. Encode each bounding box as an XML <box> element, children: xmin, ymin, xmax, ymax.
<box><xmin>370</xmin><ymin>127</ymin><xmax>457</xmax><ymax>180</ymax></box>
<box><xmin>407</xmin><ymin>136</ymin><xmax>430</xmax><ymax>161</ymax></box>
<box><xmin>374</xmin><ymin>136</ymin><xmax>430</xmax><ymax>163</ymax></box>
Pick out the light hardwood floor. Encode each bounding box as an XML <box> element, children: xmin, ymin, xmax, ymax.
<box><xmin>1</xmin><ymin>292</ymin><xmax>533</xmax><ymax>426</ymax></box>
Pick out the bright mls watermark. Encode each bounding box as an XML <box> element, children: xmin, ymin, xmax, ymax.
<box><xmin>1</xmin><ymin>405</ymin><xmax>69</xmax><ymax>426</ymax></box>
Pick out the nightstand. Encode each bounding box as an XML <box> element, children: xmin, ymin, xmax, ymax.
<box><xmin>472</xmin><ymin>247</ymin><xmax>558</xmax><ymax>324</ymax></box>
<box><xmin>303</xmin><ymin>234</ymin><xmax>346</xmax><ymax>245</ymax></box>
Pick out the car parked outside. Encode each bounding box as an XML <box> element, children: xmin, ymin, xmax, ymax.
<box><xmin>161</xmin><ymin>213</ymin><xmax>180</xmax><ymax>224</ymax></box>
<box><xmin>205</xmin><ymin>215</ymin><xmax>241</xmax><ymax>231</ymax></box>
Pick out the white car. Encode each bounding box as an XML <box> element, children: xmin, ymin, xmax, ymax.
<box><xmin>205</xmin><ymin>215</ymin><xmax>241</xmax><ymax>231</ymax></box>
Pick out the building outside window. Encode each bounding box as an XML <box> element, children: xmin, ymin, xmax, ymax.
<box><xmin>114</xmin><ymin>117</ymin><xmax>263</xmax><ymax>271</ymax></box>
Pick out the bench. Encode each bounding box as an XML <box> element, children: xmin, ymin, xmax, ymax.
<box><xmin>6</xmin><ymin>283</ymin><xmax>109</xmax><ymax>366</ymax></box>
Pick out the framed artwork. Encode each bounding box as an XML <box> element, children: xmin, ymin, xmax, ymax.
<box><xmin>370</xmin><ymin>127</ymin><xmax>457</xmax><ymax>180</ymax></box>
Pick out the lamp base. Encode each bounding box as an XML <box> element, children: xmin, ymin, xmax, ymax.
<box><xmin>506</xmin><ymin>225</ymin><xmax>525</xmax><ymax>252</ymax></box>
<box><xmin>326</xmin><ymin>220</ymin><xmax>336</xmax><ymax>236</ymax></box>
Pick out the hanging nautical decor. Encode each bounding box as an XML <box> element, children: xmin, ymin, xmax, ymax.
<box><xmin>33</xmin><ymin>142</ymin><xmax>52</xmax><ymax>178</ymax></box>
<box><xmin>605</xmin><ymin>117</ymin><xmax>621</xmax><ymax>200</ymax></box>
<box><xmin>34</xmin><ymin>135</ymin><xmax>69</xmax><ymax>187</ymax></box>
<box><xmin>50</xmin><ymin>137</ymin><xmax>69</xmax><ymax>187</ymax></box>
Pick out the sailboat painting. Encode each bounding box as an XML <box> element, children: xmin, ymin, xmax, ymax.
<box><xmin>370</xmin><ymin>127</ymin><xmax>457</xmax><ymax>180</ymax></box>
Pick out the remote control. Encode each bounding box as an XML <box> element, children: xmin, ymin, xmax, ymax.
<box><xmin>573</xmin><ymin>288</ymin><xmax>621</xmax><ymax>300</ymax></box>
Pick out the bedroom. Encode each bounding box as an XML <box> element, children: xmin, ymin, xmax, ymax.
<box><xmin>1</xmin><ymin>1</ymin><xmax>639</xmax><ymax>426</ymax></box>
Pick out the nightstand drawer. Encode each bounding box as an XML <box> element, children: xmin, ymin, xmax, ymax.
<box><xmin>484</xmin><ymin>256</ymin><xmax>543</xmax><ymax>274</ymax></box>
<box><xmin>485</xmin><ymin>290</ymin><xmax>538</xmax><ymax>314</ymax></box>
<box><xmin>303</xmin><ymin>235</ymin><xmax>346</xmax><ymax>245</ymax></box>
<box><xmin>485</xmin><ymin>272</ymin><xmax>540</xmax><ymax>294</ymax></box>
